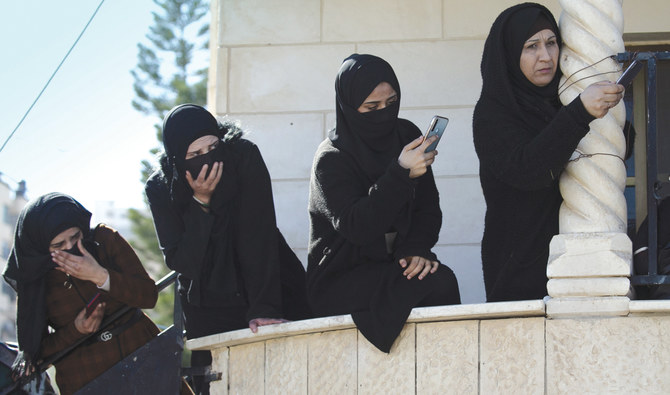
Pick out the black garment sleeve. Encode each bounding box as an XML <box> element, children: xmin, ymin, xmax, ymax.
<box><xmin>234</xmin><ymin>144</ymin><xmax>283</xmax><ymax>321</ymax></box>
<box><xmin>474</xmin><ymin>96</ymin><xmax>595</xmax><ymax>191</ymax></box>
<box><xmin>145</xmin><ymin>177</ymin><xmax>215</xmax><ymax>280</ymax></box>
<box><xmin>393</xmin><ymin>165</ymin><xmax>442</xmax><ymax>262</ymax></box>
<box><xmin>313</xmin><ymin>149</ymin><xmax>417</xmax><ymax>246</ymax></box>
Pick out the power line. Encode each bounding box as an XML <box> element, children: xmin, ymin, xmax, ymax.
<box><xmin>0</xmin><ymin>0</ymin><xmax>106</xmax><ymax>154</ymax></box>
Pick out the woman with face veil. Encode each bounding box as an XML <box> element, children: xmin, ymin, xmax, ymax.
<box><xmin>145</xmin><ymin>104</ymin><xmax>310</xmax><ymax>394</ymax></box>
<box><xmin>2</xmin><ymin>193</ymin><xmax>166</xmax><ymax>394</ymax></box>
<box><xmin>307</xmin><ymin>54</ymin><xmax>461</xmax><ymax>353</ymax></box>
<box><xmin>473</xmin><ymin>3</ymin><xmax>624</xmax><ymax>302</ymax></box>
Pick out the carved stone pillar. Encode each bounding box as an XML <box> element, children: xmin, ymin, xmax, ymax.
<box><xmin>546</xmin><ymin>0</ymin><xmax>632</xmax><ymax>316</ymax></box>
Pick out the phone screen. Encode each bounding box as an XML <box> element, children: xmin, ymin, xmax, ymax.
<box><xmin>616</xmin><ymin>60</ymin><xmax>643</xmax><ymax>88</ymax></box>
<box><xmin>424</xmin><ymin>116</ymin><xmax>449</xmax><ymax>153</ymax></box>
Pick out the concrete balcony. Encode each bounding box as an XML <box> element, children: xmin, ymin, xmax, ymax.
<box><xmin>187</xmin><ymin>299</ymin><xmax>670</xmax><ymax>394</ymax></box>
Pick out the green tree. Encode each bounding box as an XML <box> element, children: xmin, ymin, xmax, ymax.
<box><xmin>129</xmin><ymin>0</ymin><xmax>210</xmax><ymax>327</ymax></box>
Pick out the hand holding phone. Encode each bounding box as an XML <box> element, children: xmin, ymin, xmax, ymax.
<box><xmin>616</xmin><ymin>60</ymin><xmax>643</xmax><ymax>88</ymax></box>
<box><xmin>85</xmin><ymin>293</ymin><xmax>102</xmax><ymax>318</ymax></box>
<box><xmin>423</xmin><ymin>115</ymin><xmax>449</xmax><ymax>153</ymax></box>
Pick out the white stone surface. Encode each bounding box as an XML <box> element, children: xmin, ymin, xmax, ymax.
<box><xmin>228</xmin><ymin>44</ymin><xmax>355</xmax><ymax>113</ymax></box>
<box><xmin>358</xmin><ymin>324</ymin><xmax>415</xmax><ymax>394</ymax></box>
<box><xmin>432</xmin><ymin>245</ymin><xmax>486</xmax><ymax>304</ymax></box>
<box><xmin>630</xmin><ymin>299</ymin><xmax>670</xmax><ymax>314</ymax></box>
<box><xmin>547</xmin><ymin>277</ymin><xmax>630</xmax><ymax>297</ymax></box>
<box><xmin>399</xmin><ymin>108</ymin><xmax>479</xmax><ymax>177</ymax></box>
<box><xmin>622</xmin><ymin>0</ymin><xmax>670</xmax><ymax>34</ymax></box>
<box><xmin>546</xmin><ymin>316</ymin><xmax>670</xmax><ymax>394</ymax></box>
<box><xmin>217</xmin><ymin>0</ymin><xmax>320</xmax><ymax>45</ymax></box>
<box><xmin>358</xmin><ymin>41</ymin><xmax>484</xmax><ymax>108</ymax></box>
<box><xmin>435</xmin><ymin>177</ymin><xmax>486</xmax><ymax>245</ymax></box>
<box><xmin>547</xmin><ymin>232</ymin><xmax>632</xmax><ymax>278</ymax></box>
<box><xmin>545</xmin><ymin>296</ymin><xmax>629</xmax><ymax>317</ymax></box>
<box><xmin>307</xmin><ymin>329</ymin><xmax>357</xmax><ymax>394</ymax></box>
<box><xmin>266</xmin><ymin>335</ymin><xmax>308</xmax><ymax>394</ymax></box>
<box><xmin>209</xmin><ymin>47</ymin><xmax>228</xmax><ymax>115</ymax></box>
<box><xmin>480</xmin><ymin>317</ymin><xmax>545</xmax><ymax>394</ymax></box>
<box><xmin>210</xmin><ymin>348</ymin><xmax>228</xmax><ymax>395</ymax></box>
<box><xmin>416</xmin><ymin>321</ymin><xmax>478</xmax><ymax>394</ymax></box>
<box><xmin>272</xmin><ymin>180</ymin><xmax>310</xmax><ymax>249</ymax></box>
<box><xmin>322</xmin><ymin>0</ymin><xmax>442</xmax><ymax>42</ymax></box>
<box><xmin>236</xmin><ymin>113</ymin><xmax>324</xmax><ymax>180</ymax></box>
<box><xmin>228</xmin><ymin>342</ymin><xmax>264</xmax><ymax>394</ymax></box>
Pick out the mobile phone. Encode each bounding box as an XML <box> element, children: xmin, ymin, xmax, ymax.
<box><xmin>616</xmin><ymin>60</ymin><xmax>643</xmax><ymax>88</ymax></box>
<box><xmin>85</xmin><ymin>293</ymin><xmax>102</xmax><ymax>318</ymax></box>
<box><xmin>424</xmin><ymin>116</ymin><xmax>449</xmax><ymax>153</ymax></box>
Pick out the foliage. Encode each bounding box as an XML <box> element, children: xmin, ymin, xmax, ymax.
<box><xmin>129</xmin><ymin>0</ymin><xmax>209</xmax><ymax>328</ymax></box>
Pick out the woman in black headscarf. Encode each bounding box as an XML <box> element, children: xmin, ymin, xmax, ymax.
<box><xmin>473</xmin><ymin>3</ymin><xmax>624</xmax><ymax>302</ymax></box>
<box><xmin>2</xmin><ymin>193</ymin><xmax>164</xmax><ymax>394</ymax></box>
<box><xmin>307</xmin><ymin>54</ymin><xmax>461</xmax><ymax>353</ymax></box>
<box><xmin>145</xmin><ymin>104</ymin><xmax>310</xmax><ymax>393</ymax></box>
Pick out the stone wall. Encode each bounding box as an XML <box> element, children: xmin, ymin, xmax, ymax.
<box><xmin>207</xmin><ymin>0</ymin><xmax>670</xmax><ymax>305</ymax></box>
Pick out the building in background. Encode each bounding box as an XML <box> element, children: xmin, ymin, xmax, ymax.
<box><xmin>0</xmin><ymin>177</ymin><xmax>27</xmax><ymax>343</ymax></box>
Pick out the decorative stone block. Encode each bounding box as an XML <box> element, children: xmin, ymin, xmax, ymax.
<box><xmin>266</xmin><ymin>335</ymin><xmax>308</xmax><ymax>394</ymax></box>
<box><xmin>547</xmin><ymin>233</ymin><xmax>632</xmax><ymax>278</ymax></box>
<box><xmin>209</xmin><ymin>47</ymin><xmax>228</xmax><ymax>116</ymax></box>
<box><xmin>480</xmin><ymin>317</ymin><xmax>545</xmax><ymax>394</ymax></box>
<box><xmin>228</xmin><ymin>44</ymin><xmax>355</xmax><ymax>113</ymax></box>
<box><xmin>228</xmin><ymin>342</ymin><xmax>264</xmax><ymax>394</ymax></box>
<box><xmin>210</xmin><ymin>348</ymin><xmax>228</xmax><ymax>395</ymax></box>
<box><xmin>546</xmin><ymin>316</ymin><xmax>670</xmax><ymax>394</ymax></box>
<box><xmin>358</xmin><ymin>41</ymin><xmax>484</xmax><ymax>108</ymax></box>
<box><xmin>547</xmin><ymin>277</ymin><xmax>630</xmax><ymax>297</ymax></box>
<box><xmin>308</xmin><ymin>329</ymin><xmax>357</xmax><ymax>394</ymax></box>
<box><xmin>217</xmin><ymin>0</ymin><xmax>320</xmax><ymax>45</ymax></box>
<box><xmin>545</xmin><ymin>296</ymin><xmax>629</xmax><ymax>317</ymax></box>
<box><xmin>323</xmin><ymin>0</ymin><xmax>441</xmax><ymax>42</ymax></box>
<box><xmin>416</xmin><ymin>321</ymin><xmax>478</xmax><ymax>394</ymax></box>
<box><xmin>358</xmin><ymin>324</ymin><xmax>415</xmax><ymax>394</ymax></box>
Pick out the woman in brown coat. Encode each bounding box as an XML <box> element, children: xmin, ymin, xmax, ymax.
<box><xmin>2</xmin><ymin>193</ymin><xmax>184</xmax><ymax>394</ymax></box>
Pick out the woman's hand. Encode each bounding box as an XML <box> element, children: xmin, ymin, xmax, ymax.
<box><xmin>52</xmin><ymin>239</ymin><xmax>109</xmax><ymax>287</ymax></box>
<box><xmin>579</xmin><ymin>81</ymin><xmax>625</xmax><ymax>119</ymax></box>
<box><xmin>398</xmin><ymin>136</ymin><xmax>438</xmax><ymax>179</ymax></box>
<box><xmin>399</xmin><ymin>256</ymin><xmax>439</xmax><ymax>280</ymax></box>
<box><xmin>248</xmin><ymin>317</ymin><xmax>289</xmax><ymax>333</ymax></box>
<box><xmin>74</xmin><ymin>303</ymin><xmax>105</xmax><ymax>334</ymax></box>
<box><xmin>185</xmin><ymin>161</ymin><xmax>223</xmax><ymax>206</ymax></box>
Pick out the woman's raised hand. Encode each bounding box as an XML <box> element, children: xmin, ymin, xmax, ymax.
<box><xmin>74</xmin><ymin>303</ymin><xmax>105</xmax><ymax>334</ymax></box>
<box><xmin>579</xmin><ymin>81</ymin><xmax>625</xmax><ymax>119</ymax></box>
<box><xmin>52</xmin><ymin>239</ymin><xmax>109</xmax><ymax>287</ymax></box>
<box><xmin>185</xmin><ymin>162</ymin><xmax>223</xmax><ymax>206</ymax></box>
<box><xmin>398</xmin><ymin>135</ymin><xmax>438</xmax><ymax>179</ymax></box>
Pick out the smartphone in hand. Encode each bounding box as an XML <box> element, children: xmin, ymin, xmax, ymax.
<box><xmin>616</xmin><ymin>60</ymin><xmax>643</xmax><ymax>88</ymax></box>
<box><xmin>85</xmin><ymin>293</ymin><xmax>102</xmax><ymax>318</ymax></box>
<box><xmin>424</xmin><ymin>115</ymin><xmax>449</xmax><ymax>153</ymax></box>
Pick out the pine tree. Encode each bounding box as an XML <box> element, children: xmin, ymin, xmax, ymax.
<box><xmin>129</xmin><ymin>0</ymin><xmax>209</xmax><ymax>327</ymax></box>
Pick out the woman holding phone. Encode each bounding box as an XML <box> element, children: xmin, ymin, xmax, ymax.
<box><xmin>2</xmin><ymin>193</ymin><xmax>181</xmax><ymax>394</ymax></box>
<box><xmin>307</xmin><ymin>54</ymin><xmax>461</xmax><ymax>353</ymax></box>
<box><xmin>473</xmin><ymin>3</ymin><xmax>624</xmax><ymax>302</ymax></box>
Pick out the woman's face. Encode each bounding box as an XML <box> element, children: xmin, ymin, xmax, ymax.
<box><xmin>357</xmin><ymin>82</ymin><xmax>398</xmax><ymax>113</ymax></box>
<box><xmin>519</xmin><ymin>28</ymin><xmax>559</xmax><ymax>87</ymax></box>
<box><xmin>185</xmin><ymin>135</ymin><xmax>220</xmax><ymax>160</ymax></box>
<box><xmin>49</xmin><ymin>227</ymin><xmax>82</xmax><ymax>253</ymax></box>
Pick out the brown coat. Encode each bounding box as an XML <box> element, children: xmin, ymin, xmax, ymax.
<box><xmin>40</xmin><ymin>224</ymin><xmax>159</xmax><ymax>395</ymax></box>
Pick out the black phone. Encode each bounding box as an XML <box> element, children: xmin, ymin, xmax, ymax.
<box><xmin>424</xmin><ymin>115</ymin><xmax>449</xmax><ymax>153</ymax></box>
<box><xmin>616</xmin><ymin>60</ymin><xmax>643</xmax><ymax>88</ymax></box>
<box><xmin>85</xmin><ymin>292</ymin><xmax>102</xmax><ymax>318</ymax></box>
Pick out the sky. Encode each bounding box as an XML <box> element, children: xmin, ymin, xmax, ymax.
<box><xmin>0</xmin><ymin>1</ymin><xmax>199</xmax><ymax>217</ymax></box>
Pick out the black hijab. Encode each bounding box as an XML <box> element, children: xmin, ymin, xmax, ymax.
<box><xmin>479</xmin><ymin>2</ymin><xmax>562</xmax><ymax>129</ymax></box>
<box><xmin>3</xmin><ymin>193</ymin><xmax>93</xmax><ymax>367</ymax></box>
<box><xmin>329</xmin><ymin>54</ymin><xmax>403</xmax><ymax>181</ymax></box>
<box><xmin>158</xmin><ymin>104</ymin><xmax>243</xmax><ymax>306</ymax></box>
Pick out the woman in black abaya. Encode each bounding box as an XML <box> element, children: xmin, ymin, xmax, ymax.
<box><xmin>473</xmin><ymin>3</ymin><xmax>624</xmax><ymax>302</ymax></box>
<box><xmin>307</xmin><ymin>54</ymin><xmax>461</xmax><ymax>353</ymax></box>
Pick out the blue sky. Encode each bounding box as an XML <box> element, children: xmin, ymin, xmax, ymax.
<box><xmin>0</xmin><ymin>1</ymin><xmax>188</xmax><ymax>213</ymax></box>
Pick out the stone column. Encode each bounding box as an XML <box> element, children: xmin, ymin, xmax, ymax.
<box><xmin>547</xmin><ymin>0</ymin><xmax>632</xmax><ymax>316</ymax></box>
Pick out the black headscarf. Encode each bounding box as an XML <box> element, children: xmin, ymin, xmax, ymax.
<box><xmin>3</xmin><ymin>193</ymin><xmax>93</xmax><ymax>368</ymax></box>
<box><xmin>479</xmin><ymin>2</ymin><xmax>562</xmax><ymax>129</ymax></box>
<box><xmin>329</xmin><ymin>54</ymin><xmax>403</xmax><ymax>181</ymax></box>
<box><xmin>158</xmin><ymin>104</ymin><xmax>243</xmax><ymax>306</ymax></box>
